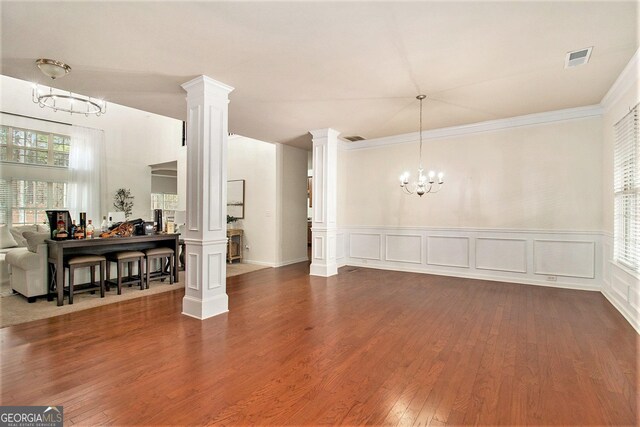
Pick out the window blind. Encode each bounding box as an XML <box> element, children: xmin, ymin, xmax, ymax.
<box><xmin>614</xmin><ymin>103</ymin><xmax>639</xmax><ymax>272</ymax></box>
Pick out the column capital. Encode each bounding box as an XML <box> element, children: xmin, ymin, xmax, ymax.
<box><xmin>309</xmin><ymin>128</ymin><xmax>341</xmax><ymax>140</ymax></box>
<box><xmin>181</xmin><ymin>75</ymin><xmax>235</xmax><ymax>95</ymax></box>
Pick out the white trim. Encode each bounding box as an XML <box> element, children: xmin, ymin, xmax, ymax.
<box><xmin>342</xmin><ymin>262</ymin><xmax>600</xmax><ymax>292</ymax></box>
<box><xmin>339</xmin><ymin>226</ymin><xmax>602</xmax><ymax>290</ymax></box>
<box><xmin>342</xmin><ymin>105</ymin><xmax>603</xmax><ymax>150</ymax></box>
<box><xmin>602</xmin><ymin>288</ymin><xmax>640</xmax><ymax>334</ymax></box>
<box><xmin>609</xmin><ymin>260</ymin><xmax>640</xmax><ymax>281</ymax></box>
<box><xmin>243</xmin><ymin>260</ymin><xmax>277</xmax><ymax>268</ymax></box>
<box><xmin>274</xmin><ymin>257</ymin><xmax>309</xmax><ymax>267</ymax></box>
<box><xmin>342</xmin><ymin>224</ymin><xmax>603</xmax><ymax>236</ymax></box>
<box><xmin>601</xmin><ymin>48</ymin><xmax>639</xmax><ymax>112</ymax></box>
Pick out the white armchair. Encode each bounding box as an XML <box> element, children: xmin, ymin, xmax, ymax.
<box><xmin>6</xmin><ymin>243</ymin><xmax>49</xmax><ymax>303</ymax></box>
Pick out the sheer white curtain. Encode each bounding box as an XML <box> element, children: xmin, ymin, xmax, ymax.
<box><xmin>67</xmin><ymin>126</ymin><xmax>106</xmax><ymax>223</ymax></box>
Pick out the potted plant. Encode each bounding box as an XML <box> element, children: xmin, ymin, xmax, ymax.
<box><xmin>227</xmin><ymin>214</ymin><xmax>238</xmax><ymax>228</ymax></box>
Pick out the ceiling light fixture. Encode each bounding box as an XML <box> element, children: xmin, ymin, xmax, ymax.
<box><xmin>399</xmin><ymin>95</ymin><xmax>444</xmax><ymax>196</ymax></box>
<box><xmin>32</xmin><ymin>58</ymin><xmax>106</xmax><ymax>116</ymax></box>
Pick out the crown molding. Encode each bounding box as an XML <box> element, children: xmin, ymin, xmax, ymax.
<box><xmin>341</xmin><ymin>104</ymin><xmax>603</xmax><ymax>151</ymax></box>
<box><xmin>601</xmin><ymin>48</ymin><xmax>639</xmax><ymax>112</ymax></box>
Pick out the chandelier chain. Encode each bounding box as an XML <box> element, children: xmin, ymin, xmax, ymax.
<box><xmin>419</xmin><ymin>95</ymin><xmax>423</xmax><ymax>170</ymax></box>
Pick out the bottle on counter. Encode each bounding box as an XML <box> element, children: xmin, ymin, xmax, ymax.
<box><xmin>107</xmin><ymin>216</ymin><xmax>113</xmax><ymax>229</ymax></box>
<box><xmin>86</xmin><ymin>220</ymin><xmax>95</xmax><ymax>239</ymax></box>
<box><xmin>79</xmin><ymin>212</ymin><xmax>87</xmax><ymax>238</ymax></box>
<box><xmin>70</xmin><ymin>220</ymin><xmax>77</xmax><ymax>239</ymax></box>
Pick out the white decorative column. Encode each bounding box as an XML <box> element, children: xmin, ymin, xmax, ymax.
<box><xmin>181</xmin><ymin>76</ymin><xmax>234</xmax><ymax>319</ymax></box>
<box><xmin>309</xmin><ymin>128</ymin><xmax>339</xmax><ymax>277</ymax></box>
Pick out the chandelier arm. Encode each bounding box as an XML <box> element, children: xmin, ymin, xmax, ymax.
<box><xmin>428</xmin><ymin>183</ymin><xmax>443</xmax><ymax>194</ymax></box>
<box><xmin>402</xmin><ymin>185</ymin><xmax>413</xmax><ymax>195</ymax></box>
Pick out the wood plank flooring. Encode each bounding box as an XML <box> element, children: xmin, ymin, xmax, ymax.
<box><xmin>0</xmin><ymin>263</ymin><xmax>637</xmax><ymax>426</ymax></box>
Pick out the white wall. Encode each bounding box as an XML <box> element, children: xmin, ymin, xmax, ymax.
<box><xmin>0</xmin><ymin>75</ymin><xmax>183</xmax><ymax>223</ymax></box>
<box><xmin>600</xmin><ymin>51</ymin><xmax>640</xmax><ymax>333</ymax></box>
<box><xmin>151</xmin><ymin>175</ymin><xmax>177</xmax><ymax>194</ymax></box>
<box><xmin>277</xmin><ymin>143</ymin><xmax>309</xmax><ymax>266</ymax></box>
<box><xmin>227</xmin><ymin>135</ymin><xmax>277</xmax><ymax>266</ymax></box>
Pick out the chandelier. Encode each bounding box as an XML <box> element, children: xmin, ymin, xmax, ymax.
<box><xmin>399</xmin><ymin>95</ymin><xmax>444</xmax><ymax>196</ymax></box>
<box><xmin>32</xmin><ymin>59</ymin><xmax>107</xmax><ymax>116</ymax></box>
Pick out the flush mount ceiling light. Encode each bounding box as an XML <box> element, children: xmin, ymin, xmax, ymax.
<box><xmin>36</xmin><ymin>58</ymin><xmax>71</xmax><ymax>79</ymax></box>
<box><xmin>399</xmin><ymin>95</ymin><xmax>444</xmax><ymax>197</ymax></box>
<box><xmin>32</xmin><ymin>58</ymin><xmax>106</xmax><ymax>116</ymax></box>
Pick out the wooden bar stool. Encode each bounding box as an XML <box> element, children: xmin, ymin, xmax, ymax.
<box><xmin>106</xmin><ymin>251</ymin><xmax>145</xmax><ymax>294</ymax></box>
<box><xmin>64</xmin><ymin>255</ymin><xmax>106</xmax><ymax>305</ymax></box>
<box><xmin>144</xmin><ymin>247</ymin><xmax>175</xmax><ymax>288</ymax></box>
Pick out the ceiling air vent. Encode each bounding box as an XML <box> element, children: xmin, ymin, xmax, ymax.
<box><xmin>565</xmin><ymin>47</ymin><xmax>592</xmax><ymax>68</ymax></box>
<box><xmin>344</xmin><ymin>136</ymin><xmax>365</xmax><ymax>142</ymax></box>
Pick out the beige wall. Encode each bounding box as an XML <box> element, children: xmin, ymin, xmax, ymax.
<box><xmin>339</xmin><ymin>117</ymin><xmax>603</xmax><ymax>231</ymax></box>
<box><xmin>228</xmin><ymin>135</ymin><xmax>277</xmax><ymax>265</ymax></box>
<box><xmin>277</xmin><ymin>144</ymin><xmax>309</xmax><ymax>264</ymax></box>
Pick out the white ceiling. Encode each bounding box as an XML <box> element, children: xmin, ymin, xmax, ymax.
<box><xmin>1</xmin><ymin>1</ymin><xmax>638</xmax><ymax>149</ymax></box>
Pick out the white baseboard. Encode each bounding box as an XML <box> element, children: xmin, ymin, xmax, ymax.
<box><xmin>274</xmin><ymin>257</ymin><xmax>309</xmax><ymax>267</ymax></box>
<box><xmin>242</xmin><ymin>260</ymin><xmax>276</xmax><ymax>268</ymax></box>
<box><xmin>602</xmin><ymin>289</ymin><xmax>640</xmax><ymax>334</ymax></box>
<box><xmin>343</xmin><ymin>260</ymin><xmax>601</xmax><ymax>292</ymax></box>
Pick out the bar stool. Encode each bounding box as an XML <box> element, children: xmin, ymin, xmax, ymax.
<box><xmin>144</xmin><ymin>247</ymin><xmax>175</xmax><ymax>288</ymax></box>
<box><xmin>106</xmin><ymin>251</ymin><xmax>145</xmax><ymax>294</ymax></box>
<box><xmin>64</xmin><ymin>255</ymin><xmax>106</xmax><ymax>305</ymax></box>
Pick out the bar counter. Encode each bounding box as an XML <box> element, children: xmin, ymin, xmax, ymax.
<box><xmin>47</xmin><ymin>233</ymin><xmax>180</xmax><ymax>306</ymax></box>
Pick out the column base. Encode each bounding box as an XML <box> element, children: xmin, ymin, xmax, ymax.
<box><xmin>182</xmin><ymin>294</ymin><xmax>229</xmax><ymax>320</ymax></box>
<box><xmin>310</xmin><ymin>262</ymin><xmax>338</xmax><ymax>277</ymax></box>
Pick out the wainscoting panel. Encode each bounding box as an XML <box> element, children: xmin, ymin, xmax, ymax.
<box><xmin>187</xmin><ymin>253</ymin><xmax>199</xmax><ymax>290</ymax></box>
<box><xmin>313</xmin><ymin>236</ymin><xmax>324</xmax><ymax>260</ymax></box>
<box><xmin>207</xmin><ymin>253</ymin><xmax>222</xmax><ymax>289</ymax></box>
<box><xmin>339</xmin><ymin>226</ymin><xmax>602</xmax><ymax>293</ymax></box>
<box><xmin>349</xmin><ymin>233</ymin><xmax>381</xmax><ymax>260</ymax></box>
<box><xmin>426</xmin><ymin>236</ymin><xmax>470</xmax><ymax>268</ymax></box>
<box><xmin>475</xmin><ymin>238</ymin><xmax>527</xmax><ymax>273</ymax></box>
<box><xmin>385</xmin><ymin>234</ymin><xmax>422</xmax><ymax>264</ymax></box>
<box><xmin>601</xmin><ymin>234</ymin><xmax>640</xmax><ymax>334</ymax></box>
<box><xmin>533</xmin><ymin>240</ymin><xmax>595</xmax><ymax>278</ymax></box>
<box><xmin>336</xmin><ymin>233</ymin><xmax>345</xmax><ymax>261</ymax></box>
<box><xmin>612</xmin><ymin>268</ymin><xmax>633</xmax><ymax>303</ymax></box>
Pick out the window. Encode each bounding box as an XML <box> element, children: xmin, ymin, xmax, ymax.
<box><xmin>614</xmin><ymin>104</ymin><xmax>639</xmax><ymax>273</ymax></box>
<box><xmin>0</xmin><ymin>125</ymin><xmax>70</xmax><ymax>167</ymax></box>
<box><xmin>0</xmin><ymin>179</ymin><xmax>68</xmax><ymax>225</ymax></box>
<box><xmin>151</xmin><ymin>193</ymin><xmax>179</xmax><ymax>219</ymax></box>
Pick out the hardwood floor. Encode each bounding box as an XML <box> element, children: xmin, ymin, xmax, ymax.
<box><xmin>1</xmin><ymin>263</ymin><xmax>637</xmax><ymax>426</ymax></box>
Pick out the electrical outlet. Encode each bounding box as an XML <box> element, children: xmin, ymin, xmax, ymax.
<box><xmin>546</xmin><ymin>275</ymin><xmax>557</xmax><ymax>282</ymax></box>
